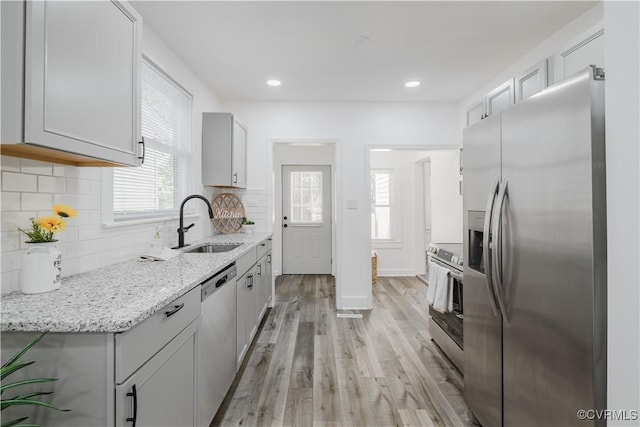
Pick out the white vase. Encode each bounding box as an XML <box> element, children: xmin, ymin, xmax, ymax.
<box><xmin>20</xmin><ymin>241</ymin><xmax>62</xmax><ymax>294</ymax></box>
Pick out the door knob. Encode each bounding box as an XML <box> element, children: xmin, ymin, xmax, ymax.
<box><xmin>283</xmin><ymin>224</ymin><xmax>288</xmax><ymax>228</ymax></box>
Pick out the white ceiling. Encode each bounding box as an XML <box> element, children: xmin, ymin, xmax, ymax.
<box><xmin>132</xmin><ymin>1</ymin><xmax>597</xmax><ymax>103</ymax></box>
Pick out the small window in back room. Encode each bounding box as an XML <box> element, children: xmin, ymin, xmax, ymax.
<box><xmin>113</xmin><ymin>58</ymin><xmax>193</xmax><ymax>221</ymax></box>
<box><xmin>371</xmin><ymin>170</ymin><xmax>393</xmax><ymax>240</ymax></box>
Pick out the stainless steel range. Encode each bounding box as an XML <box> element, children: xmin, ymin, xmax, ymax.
<box><xmin>427</xmin><ymin>244</ymin><xmax>464</xmax><ymax>372</ymax></box>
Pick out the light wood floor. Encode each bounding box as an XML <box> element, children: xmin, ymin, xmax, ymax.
<box><xmin>213</xmin><ymin>275</ymin><xmax>473</xmax><ymax>427</ymax></box>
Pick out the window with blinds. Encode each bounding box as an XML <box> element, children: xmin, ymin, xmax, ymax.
<box><xmin>113</xmin><ymin>58</ymin><xmax>193</xmax><ymax>220</ymax></box>
<box><xmin>371</xmin><ymin>170</ymin><xmax>393</xmax><ymax>240</ymax></box>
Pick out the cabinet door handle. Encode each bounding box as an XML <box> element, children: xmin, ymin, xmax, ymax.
<box><xmin>260</xmin><ymin>243</ymin><xmax>266</xmax><ymax>247</ymax></box>
<box><xmin>233</xmin><ymin>172</ymin><xmax>238</xmax><ymax>184</ymax></box>
<box><xmin>257</xmin><ymin>264</ymin><xmax>262</xmax><ymax>277</ymax></box>
<box><xmin>267</xmin><ymin>254</ymin><xmax>271</xmax><ymax>264</ymax></box>
<box><xmin>138</xmin><ymin>137</ymin><xmax>145</xmax><ymax>164</ymax></box>
<box><xmin>165</xmin><ymin>303</ymin><xmax>184</xmax><ymax>318</ymax></box>
<box><xmin>126</xmin><ymin>384</ymin><xmax>137</xmax><ymax>427</ymax></box>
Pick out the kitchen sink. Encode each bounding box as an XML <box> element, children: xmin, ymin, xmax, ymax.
<box><xmin>184</xmin><ymin>243</ymin><xmax>241</xmax><ymax>253</ymax></box>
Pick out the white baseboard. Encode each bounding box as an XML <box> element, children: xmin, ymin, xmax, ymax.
<box><xmin>337</xmin><ymin>295</ymin><xmax>372</xmax><ymax>310</ymax></box>
<box><xmin>377</xmin><ymin>268</ymin><xmax>416</xmax><ymax>277</ymax></box>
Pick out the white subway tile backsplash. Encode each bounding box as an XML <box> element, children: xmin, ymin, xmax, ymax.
<box><xmin>67</xmin><ymin>178</ymin><xmax>93</xmax><ymax>195</ymax></box>
<box><xmin>89</xmin><ymin>210</ymin><xmax>101</xmax><ymax>224</ymax></box>
<box><xmin>101</xmin><ymin>249</ymin><xmax>129</xmax><ymax>267</ymax></box>
<box><xmin>1</xmin><ymin>161</ymin><xmax>265</xmax><ymax>294</ymax></box>
<box><xmin>1</xmin><ymin>211</ymin><xmax>38</xmax><ymax>230</ymax></box>
<box><xmin>78</xmin><ymin>224</ymin><xmax>101</xmax><ymax>240</ymax></box>
<box><xmin>77</xmin><ymin>253</ymin><xmax>101</xmax><ymax>274</ymax></box>
<box><xmin>1</xmin><ymin>156</ymin><xmax>21</xmax><ymax>172</ymax></box>
<box><xmin>1</xmin><ymin>192</ymin><xmax>21</xmax><ymax>211</ymax></box>
<box><xmin>21</xmin><ymin>193</ymin><xmax>53</xmax><ymax>211</ymax></box>
<box><xmin>1</xmin><ymin>231</ymin><xmax>21</xmax><ymax>252</ymax></box>
<box><xmin>2</xmin><ymin>172</ymin><xmax>37</xmax><ymax>192</ymax></box>
<box><xmin>56</xmin><ymin>225</ymin><xmax>79</xmax><ymax>244</ymax></box>
<box><xmin>1</xmin><ymin>251</ymin><xmax>22</xmax><ymax>273</ymax></box>
<box><xmin>53</xmin><ymin>165</ymin><xmax>67</xmax><ymax>177</ymax></box>
<box><xmin>1</xmin><ymin>270</ymin><xmax>20</xmax><ymax>294</ymax></box>
<box><xmin>62</xmin><ymin>258</ymin><xmax>79</xmax><ymax>277</ymax></box>
<box><xmin>21</xmin><ymin>159</ymin><xmax>52</xmax><ymax>176</ymax></box>
<box><xmin>75</xmin><ymin>194</ymin><xmax>100</xmax><ymax>210</ymax></box>
<box><xmin>76</xmin><ymin>167</ymin><xmax>101</xmax><ymax>181</ymax></box>
<box><xmin>52</xmin><ymin>194</ymin><xmax>100</xmax><ymax>210</ymax></box>
<box><xmin>89</xmin><ymin>180</ymin><xmax>101</xmax><ymax>195</ymax></box>
<box><xmin>38</xmin><ymin>175</ymin><xmax>66</xmax><ymax>193</ymax></box>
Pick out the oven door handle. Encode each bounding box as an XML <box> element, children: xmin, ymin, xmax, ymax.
<box><xmin>429</xmin><ymin>258</ymin><xmax>463</xmax><ymax>281</ymax></box>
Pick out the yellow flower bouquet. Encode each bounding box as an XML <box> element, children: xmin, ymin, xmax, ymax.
<box><xmin>19</xmin><ymin>204</ymin><xmax>77</xmax><ymax>243</ymax></box>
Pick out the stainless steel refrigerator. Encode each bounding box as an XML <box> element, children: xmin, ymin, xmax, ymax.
<box><xmin>463</xmin><ymin>66</ymin><xmax>607</xmax><ymax>427</ymax></box>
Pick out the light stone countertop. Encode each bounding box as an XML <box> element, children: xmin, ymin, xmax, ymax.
<box><xmin>1</xmin><ymin>232</ymin><xmax>272</xmax><ymax>333</ymax></box>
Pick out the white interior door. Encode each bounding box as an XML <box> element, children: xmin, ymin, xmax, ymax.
<box><xmin>282</xmin><ymin>165</ymin><xmax>332</xmax><ymax>274</ymax></box>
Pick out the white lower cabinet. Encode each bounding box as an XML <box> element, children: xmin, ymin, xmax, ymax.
<box><xmin>256</xmin><ymin>255</ymin><xmax>269</xmax><ymax>318</ymax></box>
<box><xmin>235</xmin><ymin>238</ymin><xmax>273</xmax><ymax>370</ymax></box>
<box><xmin>236</xmin><ymin>271</ymin><xmax>248</xmax><ymax>370</ymax></box>
<box><xmin>236</xmin><ymin>265</ymin><xmax>258</xmax><ymax>370</ymax></box>
<box><xmin>116</xmin><ymin>322</ymin><xmax>197</xmax><ymax>427</ymax></box>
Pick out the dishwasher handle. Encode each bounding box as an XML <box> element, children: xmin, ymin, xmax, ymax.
<box><xmin>201</xmin><ymin>262</ymin><xmax>237</xmax><ymax>301</ymax></box>
<box><xmin>215</xmin><ymin>275</ymin><xmax>228</xmax><ymax>288</ymax></box>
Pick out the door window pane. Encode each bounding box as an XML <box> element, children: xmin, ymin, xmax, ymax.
<box><xmin>371</xmin><ymin>170</ymin><xmax>393</xmax><ymax>240</ymax></box>
<box><xmin>290</xmin><ymin>171</ymin><xmax>323</xmax><ymax>223</ymax></box>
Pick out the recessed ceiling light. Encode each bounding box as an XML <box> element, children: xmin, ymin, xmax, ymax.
<box><xmin>405</xmin><ymin>81</ymin><xmax>421</xmax><ymax>88</ymax></box>
<box><xmin>267</xmin><ymin>80</ymin><xmax>281</xmax><ymax>87</ymax></box>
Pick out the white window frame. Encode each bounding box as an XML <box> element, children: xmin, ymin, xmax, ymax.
<box><xmin>289</xmin><ymin>170</ymin><xmax>324</xmax><ymax>226</ymax></box>
<box><xmin>371</xmin><ymin>169</ymin><xmax>397</xmax><ymax>242</ymax></box>
<box><xmin>103</xmin><ymin>56</ymin><xmax>194</xmax><ymax>226</ymax></box>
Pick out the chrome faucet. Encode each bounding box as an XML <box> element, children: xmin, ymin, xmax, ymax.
<box><xmin>177</xmin><ymin>195</ymin><xmax>214</xmax><ymax>248</ymax></box>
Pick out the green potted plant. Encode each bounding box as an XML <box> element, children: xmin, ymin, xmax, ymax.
<box><xmin>1</xmin><ymin>332</ymin><xmax>69</xmax><ymax>427</ymax></box>
<box><xmin>241</xmin><ymin>217</ymin><xmax>255</xmax><ymax>233</ymax></box>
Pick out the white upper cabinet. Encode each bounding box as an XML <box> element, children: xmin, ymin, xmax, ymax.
<box><xmin>516</xmin><ymin>59</ymin><xmax>548</xmax><ymax>102</ymax></box>
<box><xmin>555</xmin><ymin>26</ymin><xmax>604</xmax><ymax>80</ymax></box>
<box><xmin>1</xmin><ymin>0</ymin><xmax>142</xmax><ymax>166</ymax></box>
<box><xmin>485</xmin><ymin>78</ymin><xmax>515</xmax><ymax>117</ymax></box>
<box><xmin>232</xmin><ymin>119</ymin><xmax>248</xmax><ymax>187</ymax></box>
<box><xmin>465</xmin><ymin>99</ymin><xmax>485</xmax><ymax>127</ymax></box>
<box><xmin>202</xmin><ymin>112</ymin><xmax>248</xmax><ymax>188</ymax></box>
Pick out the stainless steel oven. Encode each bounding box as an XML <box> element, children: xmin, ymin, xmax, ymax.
<box><xmin>427</xmin><ymin>248</ymin><xmax>464</xmax><ymax>373</ymax></box>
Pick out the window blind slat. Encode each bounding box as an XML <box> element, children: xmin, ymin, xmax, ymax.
<box><xmin>114</xmin><ymin>59</ymin><xmax>192</xmax><ymax>219</ymax></box>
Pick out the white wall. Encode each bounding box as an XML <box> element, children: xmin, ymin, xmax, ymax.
<box><xmin>370</xmin><ymin>150</ymin><xmax>429</xmax><ymax>276</ymax></box>
<box><xmin>430</xmin><ymin>150</ymin><xmax>463</xmax><ymax>243</ymax></box>
<box><xmin>604</xmin><ymin>1</ymin><xmax>640</xmax><ymax>423</ymax></box>
<box><xmin>0</xmin><ymin>26</ymin><xmax>222</xmax><ymax>294</ymax></box>
<box><xmin>223</xmin><ymin>100</ymin><xmax>459</xmax><ymax>308</ymax></box>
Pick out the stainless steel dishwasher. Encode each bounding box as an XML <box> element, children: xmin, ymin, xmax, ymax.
<box><xmin>197</xmin><ymin>262</ymin><xmax>237</xmax><ymax>427</ymax></box>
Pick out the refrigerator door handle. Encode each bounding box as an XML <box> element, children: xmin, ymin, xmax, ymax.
<box><xmin>492</xmin><ymin>177</ymin><xmax>510</xmax><ymax>322</ymax></box>
<box><xmin>483</xmin><ymin>177</ymin><xmax>500</xmax><ymax>317</ymax></box>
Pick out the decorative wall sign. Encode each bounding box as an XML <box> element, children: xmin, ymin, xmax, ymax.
<box><xmin>211</xmin><ymin>193</ymin><xmax>245</xmax><ymax>233</ymax></box>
